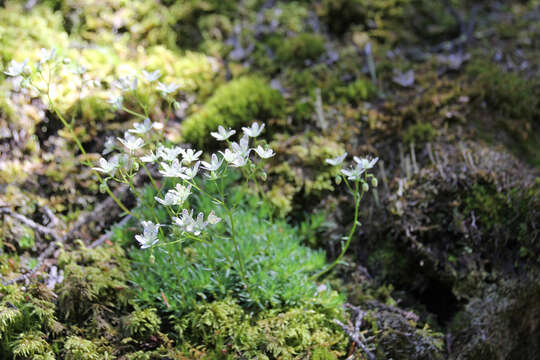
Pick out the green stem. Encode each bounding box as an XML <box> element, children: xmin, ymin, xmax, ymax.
<box><xmin>217</xmin><ymin>178</ymin><xmax>256</xmax><ymax>304</ymax></box>
<box><xmin>311</xmin><ymin>181</ymin><xmax>364</xmax><ymax>280</ymax></box>
<box><xmin>122</xmin><ymin>106</ymin><xmax>147</xmax><ymax>120</ymax></box>
<box><xmin>48</xmin><ymin>97</ymin><xmax>132</xmax><ymax>216</ymax></box>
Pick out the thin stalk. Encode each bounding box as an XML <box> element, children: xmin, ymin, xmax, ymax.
<box><xmin>122</xmin><ymin>106</ymin><xmax>147</xmax><ymax>120</ymax></box>
<box><xmin>311</xmin><ymin>180</ymin><xmax>364</xmax><ymax>280</ymax></box>
<box><xmin>48</xmin><ymin>97</ymin><xmax>132</xmax><ymax>216</ymax></box>
<box><xmin>217</xmin><ymin>178</ymin><xmax>256</xmax><ymax>304</ymax></box>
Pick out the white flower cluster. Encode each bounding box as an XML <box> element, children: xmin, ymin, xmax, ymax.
<box><xmin>122</xmin><ymin>121</ymin><xmax>274</xmax><ymax>249</ymax></box>
<box><xmin>325</xmin><ymin>152</ymin><xmax>379</xmax><ymax>190</ymax></box>
<box><xmin>3</xmin><ymin>52</ymin><xmax>276</xmax><ymax>252</ymax></box>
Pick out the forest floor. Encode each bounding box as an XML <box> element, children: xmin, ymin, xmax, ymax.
<box><xmin>0</xmin><ymin>1</ymin><xmax>539</xmax><ymax>359</ymax></box>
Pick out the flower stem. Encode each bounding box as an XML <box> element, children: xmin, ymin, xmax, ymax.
<box><xmin>217</xmin><ymin>178</ymin><xmax>257</xmax><ymax>306</ymax></box>
<box><xmin>310</xmin><ymin>180</ymin><xmax>364</xmax><ymax>280</ymax></box>
<box><xmin>48</xmin><ymin>98</ymin><xmax>132</xmax><ymax>216</ymax></box>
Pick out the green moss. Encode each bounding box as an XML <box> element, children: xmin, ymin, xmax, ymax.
<box><xmin>269</xmin><ymin>133</ymin><xmax>345</xmax><ymax>215</ymax></box>
<box><xmin>59</xmin><ymin>0</ymin><xmax>177</xmax><ymax>48</ymax></box>
<box><xmin>403</xmin><ymin>122</ymin><xmax>437</xmax><ymax>144</ymax></box>
<box><xmin>0</xmin><ymin>3</ymin><xmax>68</xmax><ymax>64</ymax></box>
<box><xmin>467</xmin><ymin>60</ymin><xmax>538</xmax><ymax>121</ymax></box>
<box><xmin>318</xmin><ymin>0</ymin><xmax>457</xmax><ymax>43</ymax></box>
<box><xmin>63</xmin><ymin>336</ymin><xmax>100</xmax><ymax>360</ymax></box>
<box><xmin>462</xmin><ymin>181</ymin><xmax>540</xmax><ymax>261</ymax></box>
<box><xmin>123</xmin><ymin>308</ymin><xmax>161</xmax><ymax>340</ymax></box>
<box><xmin>276</xmin><ymin>33</ymin><xmax>326</xmax><ymax>66</ymax></box>
<box><xmin>56</xmin><ymin>241</ymin><xmax>132</xmax><ymax>323</ymax></box>
<box><xmin>12</xmin><ymin>331</ymin><xmax>52</xmax><ymax>359</ymax></box>
<box><xmin>174</xmin><ymin>298</ymin><xmax>347</xmax><ymax>358</ymax></box>
<box><xmin>182</xmin><ymin>77</ymin><xmax>284</xmax><ymax>146</ymax></box>
<box><xmin>336</xmin><ymin>78</ymin><xmax>377</xmax><ymax>104</ymax></box>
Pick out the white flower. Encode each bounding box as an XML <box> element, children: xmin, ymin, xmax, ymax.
<box><xmin>201</xmin><ymin>153</ymin><xmax>223</xmax><ymax>172</ymax></box>
<box><xmin>92</xmin><ymin>156</ymin><xmax>119</xmax><ymax>174</ymax></box>
<box><xmin>211</xmin><ymin>126</ymin><xmax>236</xmax><ymax>141</ymax></box>
<box><xmin>142</xmin><ymin>69</ymin><xmax>161</xmax><ymax>82</ymax></box>
<box><xmin>231</xmin><ymin>135</ymin><xmax>250</xmax><ymax>158</ymax></box>
<box><xmin>102</xmin><ymin>137</ymin><xmax>116</xmax><ymax>155</ymax></box>
<box><xmin>155</xmin><ymin>184</ymin><xmax>192</xmax><ymax>206</ymax></box>
<box><xmin>135</xmin><ymin>220</ymin><xmax>160</xmax><ymax>249</ymax></box>
<box><xmin>38</xmin><ymin>48</ymin><xmax>56</xmax><ymax>64</ymax></box>
<box><xmin>173</xmin><ymin>209</ymin><xmax>219</xmax><ymax>236</ymax></box>
<box><xmin>159</xmin><ymin>159</ymin><xmax>185</xmax><ymax>177</ymax></box>
<box><xmin>157</xmin><ymin>145</ymin><xmax>183</xmax><ymax>162</ymax></box>
<box><xmin>219</xmin><ymin>149</ymin><xmax>237</xmax><ymax>163</ymax></box>
<box><xmin>229</xmin><ymin>153</ymin><xmax>248</xmax><ymax>168</ymax></box>
<box><xmin>129</xmin><ymin>118</ymin><xmax>153</xmax><ymax>135</ymax></box>
<box><xmin>242</xmin><ymin>122</ymin><xmax>265</xmax><ymax>137</ymax></box>
<box><xmin>140</xmin><ymin>150</ymin><xmax>159</xmax><ymax>163</ymax></box>
<box><xmin>353</xmin><ymin>156</ymin><xmax>378</xmax><ymax>170</ymax></box>
<box><xmin>325</xmin><ymin>153</ymin><xmax>347</xmax><ymax>166</ymax></box>
<box><xmin>156</xmin><ymin>81</ymin><xmax>181</xmax><ymax>95</ymax></box>
<box><xmin>341</xmin><ymin>165</ymin><xmax>366</xmax><ymax>181</ymax></box>
<box><xmin>253</xmin><ymin>145</ymin><xmax>275</xmax><ymax>159</ymax></box>
<box><xmin>207</xmin><ymin>210</ymin><xmax>221</xmax><ymax>225</ymax></box>
<box><xmin>179</xmin><ymin>161</ymin><xmax>200</xmax><ymax>180</ymax></box>
<box><xmin>107</xmin><ymin>94</ymin><xmax>123</xmax><ymax>110</ymax></box>
<box><xmin>4</xmin><ymin>59</ymin><xmax>29</xmax><ymax>77</ymax></box>
<box><xmin>180</xmin><ymin>148</ymin><xmax>202</xmax><ymax>164</ymax></box>
<box><xmin>173</xmin><ymin>209</ymin><xmax>201</xmax><ymax>235</ymax></box>
<box><xmin>117</xmin><ymin>132</ymin><xmax>144</xmax><ymax>152</ymax></box>
<box><xmin>112</xmin><ymin>76</ymin><xmax>138</xmax><ymax>92</ymax></box>
<box><xmin>173</xmin><ymin>209</ymin><xmax>192</xmax><ymax>228</ymax></box>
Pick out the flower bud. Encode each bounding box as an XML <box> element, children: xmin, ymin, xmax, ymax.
<box><xmin>362</xmin><ymin>182</ymin><xmax>369</xmax><ymax>192</ymax></box>
<box><xmin>371</xmin><ymin>177</ymin><xmax>378</xmax><ymax>187</ymax></box>
<box><xmin>335</xmin><ymin>175</ymin><xmax>342</xmax><ymax>185</ymax></box>
<box><xmin>149</xmin><ymin>254</ymin><xmax>155</xmax><ymax>264</ymax></box>
<box><xmin>99</xmin><ymin>182</ymin><xmax>109</xmax><ymax>193</ymax></box>
<box><xmin>259</xmin><ymin>171</ymin><xmax>267</xmax><ymax>181</ymax></box>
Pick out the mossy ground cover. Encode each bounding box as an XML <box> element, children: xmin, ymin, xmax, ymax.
<box><xmin>1</xmin><ymin>0</ymin><xmax>540</xmax><ymax>359</ymax></box>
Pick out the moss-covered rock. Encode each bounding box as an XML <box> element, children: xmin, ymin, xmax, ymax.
<box><xmin>276</xmin><ymin>33</ymin><xmax>326</xmax><ymax>66</ymax></box>
<box><xmin>181</xmin><ymin>76</ymin><xmax>284</xmax><ymax>147</ymax></box>
<box><xmin>269</xmin><ymin>132</ymin><xmax>346</xmax><ymax>215</ymax></box>
<box><xmin>174</xmin><ymin>298</ymin><xmax>347</xmax><ymax>359</ymax></box>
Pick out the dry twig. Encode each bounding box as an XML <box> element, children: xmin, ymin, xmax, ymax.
<box><xmin>335</xmin><ymin>304</ymin><xmax>376</xmax><ymax>360</ymax></box>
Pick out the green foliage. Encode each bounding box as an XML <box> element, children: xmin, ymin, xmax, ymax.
<box><xmin>181</xmin><ymin>77</ymin><xmax>284</xmax><ymax>146</ymax></box>
<box><xmin>56</xmin><ymin>241</ymin><xmax>132</xmax><ymax>323</ymax></box>
<box><xmin>0</xmin><ymin>2</ymin><xmax>67</xmax><ymax>64</ymax></box>
<box><xmin>58</xmin><ymin>0</ymin><xmax>177</xmax><ymax>48</ymax></box>
<box><xmin>123</xmin><ymin>308</ymin><xmax>161</xmax><ymax>339</ymax></box>
<box><xmin>63</xmin><ymin>336</ymin><xmax>100</xmax><ymax>360</ymax></box>
<box><xmin>0</xmin><ymin>305</ymin><xmax>21</xmax><ymax>338</ymax></box>
<box><xmin>269</xmin><ymin>133</ymin><xmax>345</xmax><ymax>215</ymax></box>
<box><xmin>0</xmin><ymin>284</ymin><xmax>63</xmax><ymax>358</ymax></box>
<box><xmin>318</xmin><ymin>0</ymin><xmax>457</xmax><ymax>43</ymax></box>
<box><xmin>12</xmin><ymin>331</ymin><xmax>51</xmax><ymax>359</ymax></box>
<box><xmin>338</xmin><ymin>78</ymin><xmax>377</xmax><ymax>103</ymax></box>
<box><xmin>174</xmin><ymin>298</ymin><xmax>346</xmax><ymax>358</ymax></box>
<box><xmin>403</xmin><ymin>122</ymin><xmax>437</xmax><ymax>144</ymax></box>
<box><xmin>462</xmin><ymin>180</ymin><xmax>540</xmax><ymax>260</ymax></box>
<box><xmin>276</xmin><ymin>33</ymin><xmax>326</xmax><ymax>66</ymax></box>
<box><xmin>467</xmin><ymin>60</ymin><xmax>539</xmax><ymax>121</ymax></box>
<box><xmin>124</xmin><ymin>180</ymin><xmax>339</xmax><ymax>313</ymax></box>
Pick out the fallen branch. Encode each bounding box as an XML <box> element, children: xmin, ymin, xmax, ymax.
<box><xmin>0</xmin><ymin>184</ymin><xmax>131</xmax><ymax>286</ymax></box>
<box><xmin>335</xmin><ymin>304</ymin><xmax>376</xmax><ymax>360</ymax></box>
<box><xmin>0</xmin><ymin>207</ymin><xmax>61</xmax><ymax>243</ymax></box>
<box><xmin>0</xmin><ymin>207</ymin><xmax>62</xmax><ymax>286</ymax></box>
<box><xmin>89</xmin><ymin>214</ymin><xmax>132</xmax><ymax>249</ymax></box>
